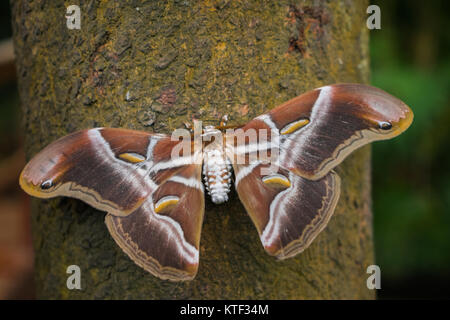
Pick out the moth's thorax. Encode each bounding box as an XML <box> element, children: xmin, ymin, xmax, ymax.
<box><xmin>202</xmin><ymin>126</ymin><xmax>232</xmax><ymax>204</ymax></box>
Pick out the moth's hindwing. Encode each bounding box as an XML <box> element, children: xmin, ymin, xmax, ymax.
<box><xmin>233</xmin><ymin>162</ymin><xmax>340</xmax><ymax>259</ymax></box>
<box><xmin>106</xmin><ymin>164</ymin><xmax>204</xmax><ymax>281</ymax></box>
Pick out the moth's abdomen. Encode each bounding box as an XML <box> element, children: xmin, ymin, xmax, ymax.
<box><xmin>202</xmin><ymin>148</ymin><xmax>232</xmax><ymax>204</ymax></box>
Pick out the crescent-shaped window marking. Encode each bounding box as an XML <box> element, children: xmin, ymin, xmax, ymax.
<box><xmin>280</xmin><ymin>118</ymin><xmax>310</xmax><ymax>135</ymax></box>
<box><xmin>154</xmin><ymin>195</ymin><xmax>180</xmax><ymax>213</ymax></box>
<box><xmin>262</xmin><ymin>174</ymin><xmax>291</xmax><ymax>188</ymax></box>
<box><xmin>118</xmin><ymin>152</ymin><xmax>147</xmax><ymax>163</ymax></box>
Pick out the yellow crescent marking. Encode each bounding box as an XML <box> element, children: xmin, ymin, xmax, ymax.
<box><xmin>262</xmin><ymin>174</ymin><xmax>291</xmax><ymax>188</ymax></box>
<box><xmin>119</xmin><ymin>153</ymin><xmax>146</xmax><ymax>163</ymax></box>
<box><xmin>154</xmin><ymin>196</ymin><xmax>180</xmax><ymax>213</ymax></box>
<box><xmin>393</xmin><ymin>108</ymin><xmax>414</xmax><ymax>136</ymax></box>
<box><xmin>280</xmin><ymin>119</ymin><xmax>310</xmax><ymax>135</ymax></box>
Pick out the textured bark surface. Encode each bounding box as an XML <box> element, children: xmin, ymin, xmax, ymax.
<box><xmin>12</xmin><ymin>0</ymin><xmax>374</xmax><ymax>299</ymax></box>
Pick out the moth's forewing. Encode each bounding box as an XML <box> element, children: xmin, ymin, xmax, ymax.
<box><xmin>246</xmin><ymin>83</ymin><xmax>413</xmax><ymax>180</ymax></box>
<box><xmin>20</xmin><ymin>128</ymin><xmax>166</xmax><ymax>216</ymax></box>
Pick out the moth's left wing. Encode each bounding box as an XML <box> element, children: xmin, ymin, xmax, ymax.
<box><xmin>226</xmin><ymin>83</ymin><xmax>412</xmax><ymax>258</ymax></box>
<box><xmin>232</xmin><ymin>161</ymin><xmax>340</xmax><ymax>259</ymax></box>
<box><xmin>105</xmin><ymin>163</ymin><xmax>205</xmax><ymax>281</ymax></box>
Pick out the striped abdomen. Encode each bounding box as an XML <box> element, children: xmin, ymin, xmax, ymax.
<box><xmin>202</xmin><ymin>147</ymin><xmax>232</xmax><ymax>204</ymax></box>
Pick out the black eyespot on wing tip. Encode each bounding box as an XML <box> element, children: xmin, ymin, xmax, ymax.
<box><xmin>41</xmin><ymin>180</ymin><xmax>53</xmax><ymax>190</ymax></box>
<box><xmin>379</xmin><ymin>121</ymin><xmax>392</xmax><ymax>130</ymax></box>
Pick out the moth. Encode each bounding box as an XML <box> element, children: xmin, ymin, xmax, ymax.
<box><xmin>20</xmin><ymin>83</ymin><xmax>413</xmax><ymax>281</ymax></box>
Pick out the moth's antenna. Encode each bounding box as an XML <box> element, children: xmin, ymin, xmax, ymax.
<box><xmin>184</xmin><ymin>121</ymin><xmax>193</xmax><ymax>133</ymax></box>
<box><xmin>220</xmin><ymin>114</ymin><xmax>229</xmax><ymax>127</ymax></box>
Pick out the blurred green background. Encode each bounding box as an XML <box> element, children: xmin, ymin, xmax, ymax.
<box><xmin>0</xmin><ymin>1</ymin><xmax>448</xmax><ymax>299</ymax></box>
<box><xmin>370</xmin><ymin>0</ymin><xmax>450</xmax><ymax>298</ymax></box>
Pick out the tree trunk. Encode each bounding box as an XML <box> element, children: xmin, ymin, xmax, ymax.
<box><xmin>11</xmin><ymin>0</ymin><xmax>374</xmax><ymax>299</ymax></box>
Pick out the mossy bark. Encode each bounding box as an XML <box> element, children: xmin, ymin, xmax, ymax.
<box><xmin>12</xmin><ymin>0</ymin><xmax>374</xmax><ymax>299</ymax></box>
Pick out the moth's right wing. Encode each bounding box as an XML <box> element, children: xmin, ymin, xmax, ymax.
<box><xmin>20</xmin><ymin>127</ymin><xmax>181</xmax><ymax>217</ymax></box>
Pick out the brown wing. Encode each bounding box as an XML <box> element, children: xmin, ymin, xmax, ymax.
<box><xmin>233</xmin><ymin>162</ymin><xmax>340</xmax><ymax>259</ymax></box>
<box><xmin>241</xmin><ymin>83</ymin><xmax>413</xmax><ymax>180</ymax></box>
<box><xmin>226</xmin><ymin>83</ymin><xmax>412</xmax><ymax>258</ymax></box>
<box><xmin>19</xmin><ymin>128</ymin><xmax>182</xmax><ymax>216</ymax></box>
<box><xmin>105</xmin><ymin>164</ymin><xmax>204</xmax><ymax>281</ymax></box>
<box><xmin>21</xmin><ymin>127</ymin><xmax>205</xmax><ymax>280</ymax></box>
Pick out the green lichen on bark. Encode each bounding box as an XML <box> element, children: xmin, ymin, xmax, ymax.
<box><xmin>12</xmin><ymin>0</ymin><xmax>374</xmax><ymax>299</ymax></box>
